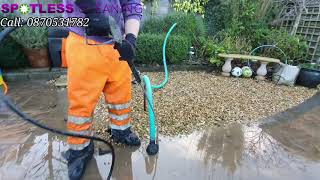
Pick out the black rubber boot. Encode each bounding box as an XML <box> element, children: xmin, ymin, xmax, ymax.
<box><xmin>111</xmin><ymin>128</ymin><xmax>141</xmax><ymax>146</ymax></box>
<box><xmin>64</xmin><ymin>141</ymin><xmax>94</xmax><ymax>180</ymax></box>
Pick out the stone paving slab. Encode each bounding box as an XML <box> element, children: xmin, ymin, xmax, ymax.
<box><xmin>3</xmin><ymin>68</ymin><xmax>67</xmax><ymax>82</ymax></box>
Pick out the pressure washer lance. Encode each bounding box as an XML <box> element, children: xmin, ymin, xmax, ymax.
<box><xmin>108</xmin><ymin>16</ymin><xmax>142</xmax><ymax>84</ymax></box>
<box><xmin>109</xmin><ymin>16</ymin><xmax>152</xmax><ymax>113</ymax></box>
<box><xmin>0</xmin><ymin>26</ymin><xmax>115</xmax><ymax>179</ymax></box>
<box><xmin>109</xmin><ymin>17</ymin><xmax>160</xmax><ymax>154</ymax></box>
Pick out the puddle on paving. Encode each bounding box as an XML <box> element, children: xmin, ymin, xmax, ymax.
<box><xmin>0</xmin><ymin>81</ymin><xmax>319</xmax><ymax>180</ymax></box>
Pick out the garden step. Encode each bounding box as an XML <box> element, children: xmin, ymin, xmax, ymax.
<box><xmin>3</xmin><ymin>68</ymin><xmax>67</xmax><ymax>82</ymax></box>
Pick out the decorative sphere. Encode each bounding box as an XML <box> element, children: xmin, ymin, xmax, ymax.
<box><xmin>242</xmin><ymin>66</ymin><xmax>253</xmax><ymax>78</ymax></box>
<box><xmin>231</xmin><ymin>67</ymin><xmax>243</xmax><ymax>77</ymax></box>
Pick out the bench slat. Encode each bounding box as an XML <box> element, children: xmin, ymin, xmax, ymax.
<box><xmin>218</xmin><ymin>54</ymin><xmax>280</xmax><ymax>63</ymax></box>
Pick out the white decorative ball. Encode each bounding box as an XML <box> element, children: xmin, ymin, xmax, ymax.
<box><xmin>231</xmin><ymin>67</ymin><xmax>243</xmax><ymax>77</ymax></box>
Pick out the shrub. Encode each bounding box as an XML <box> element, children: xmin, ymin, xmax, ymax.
<box><xmin>10</xmin><ymin>26</ymin><xmax>48</xmax><ymax>49</ymax></box>
<box><xmin>136</xmin><ymin>33</ymin><xmax>191</xmax><ymax>64</ymax></box>
<box><xmin>204</xmin><ymin>0</ymin><xmax>232</xmax><ymax>36</ymax></box>
<box><xmin>141</xmin><ymin>17</ymin><xmax>165</xmax><ymax>34</ymax></box>
<box><xmin>172</xmin><ymin>0</ymin><xmax>209</xmax><ymax>15</ymax></box>
<box><xmin>142</xmin><ymin>12</ymin><xmax>206</xmax><ymax>43</ymax></box>
<box><xmin>0</xmin><ymin>37</ymin><xmax>29</xmax><ymax>69</ymax></box>
<box><xmin>201</xmin><ymin>35</ymin><xmax>252</xmax><ymax>67</ymax></box>
<box><xmin>205</xmin><ymin>39</ymin><xmax>226</xmax><ymax>67</ymax></box>
<box><xmin>0</xmin><ymin>16</ymin><xmax>29</xmax><ymax>69</ymax></box>
<box><xmin>251</xmin><ymin>28</ymin><xmax>309</xmax><ymax>63</ymax></box>
<box><xmin>204</xmin><ymin>0</ymin><xmax>275</xmax><ymax>37</ymax></box>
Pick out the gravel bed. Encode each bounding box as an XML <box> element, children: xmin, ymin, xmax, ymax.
<box><xmin>93</xmin><ymin>71</ymin><xmax>318</xmax><ymax>139</ymax></box>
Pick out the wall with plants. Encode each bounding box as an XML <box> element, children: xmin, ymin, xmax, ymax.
<box><xmin>197</xmin><ymin>0</ymin><xmax>309</xmax><ymax>67</ymax></box>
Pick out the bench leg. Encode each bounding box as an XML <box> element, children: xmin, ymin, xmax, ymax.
<box><xmin>222</xmin><ymin>58</ymin><xmax>233</xmax><ymax>77</ymax></box>
<box><xmin>256</xmin><ymin>62</ymin><xmax>268</xmax><ymax>80</ymax></box>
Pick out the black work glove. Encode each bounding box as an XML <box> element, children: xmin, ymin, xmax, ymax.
<box><xmin>114</xmin><ymin>33</ymin><xmax>137</xmax><ymax>61</ymax></box>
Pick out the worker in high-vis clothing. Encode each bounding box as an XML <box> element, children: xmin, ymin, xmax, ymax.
<box><xmin>62</xmin><ymin>0</ymin><xmax>142</xmax><ymax>179</ymax></box>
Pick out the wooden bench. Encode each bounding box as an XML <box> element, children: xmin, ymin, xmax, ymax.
<box><xmin>218</xmin><ymin>54</ymin><xmax>281</xmax><ymax>80</ymax></box>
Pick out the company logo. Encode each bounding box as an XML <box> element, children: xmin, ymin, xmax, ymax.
<box><xmin>0</xmin><ymin>3</ymin><xmax>143</xmax><ymax>15</ymax></box>
<box><xmin>0</xmin><ymin>3</ymin><xmax>74</xmax><ymax>14</ymax></box>
<box><xmin>19</xmin><ymin>4</ymin><xmax>30</xmax><ymax>14</ymax></box>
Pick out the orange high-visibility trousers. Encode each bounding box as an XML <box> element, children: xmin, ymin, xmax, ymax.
<box><xmin>65</xmin><ymin>32</ymin><xmax>133</xmax><ymax>150</ymax></box>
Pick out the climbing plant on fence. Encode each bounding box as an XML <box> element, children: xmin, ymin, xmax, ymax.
<box><xmin>173</xmin><ymin>0</ymin><xmax>209</xmax><ymax>15</ymax></box>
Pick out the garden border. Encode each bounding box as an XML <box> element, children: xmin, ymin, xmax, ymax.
<box><xmin>2</xmin><ymin>65</ymin><xmax>213</xmax><ymax>82</ymax></box>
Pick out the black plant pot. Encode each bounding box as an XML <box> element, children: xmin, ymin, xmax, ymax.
<box><xmin>296</xmin><ymin>68</ymin><xmax>320</xmax><ymax>88</ymax></box>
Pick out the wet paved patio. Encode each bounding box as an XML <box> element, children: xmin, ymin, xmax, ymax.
<box><xmin>0</xmin><ymin>81</ymin><xmax>319</xmax><ymax>180</ymax></box>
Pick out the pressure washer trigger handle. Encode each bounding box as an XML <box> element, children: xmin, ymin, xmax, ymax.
<box><xmin>127</xmin><ymin>58</ymin><xmax>141</xmax><ymax>84</ymax></box>
<box><xmin>143</xmin><ymin>91</ymin><xmax>147</xmax><ymax>112</ymax></box>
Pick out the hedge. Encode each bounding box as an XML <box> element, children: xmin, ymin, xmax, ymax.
<box><xmin>142</xmin><ymin>13</ymin><xmax>206</xmax><ymax>43</ymax></box>
<box><xmin>136</xmin><ymin>33</ymin><xmax>191</xmax><ymax>64</ymax></box>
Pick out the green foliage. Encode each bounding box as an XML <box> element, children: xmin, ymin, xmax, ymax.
<box><xmin>300</xmin><ymin>63</ymin><xmax>320</xmax><ymax>70</ymax></box>
<box><xmin>10</xmin><ymin>26</ymin><xmax>48</xmax><ymax>49</ymax></box>
<box><xmin>141</xmin><ymin>13</ymin><xmax>206</xmax><ymax>64</ymax></box>
<box><xmin>0</xmin><ymin>15</ymin><xmax>29</xmax><ymax>68</ymax></box>
<box><xmin>202</xmin><ymin>0</ymin><xmax>308</xmax><ymax>66</ymax></box>
<box><xmin>217</xmin><ymin>33</ymin><xmax>253</xmax><ymax>54</ymax></box>
<box><xmin>204</xmin><ymin>0</ymin><xmax>276</xmax><ymax>37</ymax></box>
<box><xmin>195</xmin><ymin>15</ymin><xmax>206</xmax><ymax>37</ymax></box>
<box><xmin>173</xmin><ymin>0</ymin><xmax>209</xmax><ymax>15</ymax></box>
<box><xmin>141</xmin><ymin>12</ymin><xmax>205</xmax><ymax>43</ymax></box>
<box><xmin>206</xmin><ymin>40</ymin><xmax>226</xmax><ymax>67</ymax></box>
<box><xmin>136</xmin><ymin>33</ymin><xmax>191</xmax><ymax>64</ymax></box>
<box><xmin>0</xmin><ymin>37</ymin><xmax>29</xmax><ymax>69</ymax></box>
<box><xmin>204</xmin><ymin>0</ymin><xmax>233</xmax><ymax>36</ymax></box>
<box><xmin>251</xmin><ymin>28</ymin><xmax>309</xmax><ymax>63</ymax></box>
<box><xmin>198</xmin><ymin>34</ymin><xmax>252</xmax><ymax>66</ymax></box>
<box><xmin>141</xmin><ymin>17</ymin><xmax>163</xmax><ymax>34</ymax></box>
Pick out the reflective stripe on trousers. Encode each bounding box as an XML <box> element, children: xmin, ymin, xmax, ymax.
<box><xmin>108</xmin><ymin>102</ymin><xmax>132</xmax><ymax>130</ymax></box>
<box><xmin>67</xmin><ymin>116</ymin><xmax>93</xmax><ymax>150</ymax></box>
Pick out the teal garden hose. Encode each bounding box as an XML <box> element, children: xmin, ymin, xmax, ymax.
<box><xmin>140</xmin><ymin>23</ymin><xmax>177</xmax><ymax>155</ymax></box>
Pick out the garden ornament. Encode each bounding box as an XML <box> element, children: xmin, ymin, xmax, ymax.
<box><xmin>232</xmin><ymin>67</ymin><xmax>243</xmax><ymax>77</ymax></box>
<box><xmin>242</xmin><ymin>66</ymin><xmax>253</xmax><ymax>78</ymax></box>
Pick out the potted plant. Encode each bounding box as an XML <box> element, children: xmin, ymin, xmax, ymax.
<box><xmin>10</xmin><ymin>26</ymin><xmax>50</xmax><ymax>68</ymax></box>
<box><xmin>296</xmin><ymin>62</ymin><xmax>320</xmax><ymax>88</ymax></box>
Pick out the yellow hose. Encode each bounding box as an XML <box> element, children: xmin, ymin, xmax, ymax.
<box><xmin>0</xmin><ymin>75</ymin><xmax>7</xmax><ymax>94</ymax></box>
<box><xmin>3</xmin><ymin>82</ymin><xmax>8</xmax><ymax>94</ymax></box>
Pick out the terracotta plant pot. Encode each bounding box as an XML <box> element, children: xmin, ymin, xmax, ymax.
<box><xmin>23</xmin><ymin>48</ymin><xmax>50</xmax><ymax>68</ymax></box>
